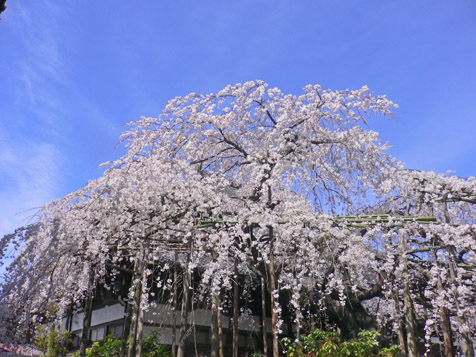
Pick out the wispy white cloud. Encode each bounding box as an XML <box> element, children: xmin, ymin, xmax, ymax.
<box><xmin>0</xmin><ymin>1</ymin><xmax>68</xmax><ymax>237</ymax></box>
<box><xmin>0</xmin><ymin>133</ymin><xmax>63</xmax><ymax>237</ymax></box>
<box><xmin>0</xmin><ymin>0</ymin><xmax>122</xmax><ymax>242</ymax></box>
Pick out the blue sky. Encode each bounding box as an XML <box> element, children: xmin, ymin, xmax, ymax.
<box><xmin>1</xmin><ymin>0</ymin><xmax>475</xmax><ymax>238</ymax></box>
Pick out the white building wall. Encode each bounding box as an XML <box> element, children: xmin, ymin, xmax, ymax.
<box><xmin>65</xmin><ymin>301</ymin><xmax>279</xmax><ymax>346</ymax></box>
<box><xmin>69</xmin><ymin>303</ymin><xmax>125</xmax><ymax>332</ymax></box>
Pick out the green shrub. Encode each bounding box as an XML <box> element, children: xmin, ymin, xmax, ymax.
<box><xmin>282</xmin><ymin>329</ymin><xmax>400</xmax><ymax>357</ymax></box>
<box><xmin>83</xmin><ymin>334</ymin><xmax>122</xmax><ymax>356</ymax></box>
<box><xmin>34</xmin><ymin>326</ymin><xmax>72</xmax><ymax>357</ymax></box>
<box><xmin>141</xmin><ymin>329</ymin><xmax>171</xmax><ymax>357</ymax></box>
<box><xmin>73</xmin><ymin>329</ymin><xmax>171</xmax><ymax>357</ymax></box>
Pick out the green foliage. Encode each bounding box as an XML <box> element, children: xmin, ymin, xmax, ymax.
<box><xmin>73</xmin><ymin>329</ymin><xmax>171</xmax><ymax>357</ymax></box>
<box><xmin>282</xmin><ymin>329</ymin><xmax>400</xmax><ymax>357</ymax></box>
<box><xmin>141</xmin><ymin>329</ymin><xmax>171</xmax><ymax>357</ymax></box>
<box><xmin>34</xmin><ymin>325</ymin><xmax>72</xmax><ymax>357</ymax></box>
<box><xmin>82</xmin><ymin>334</ymin><xmax>122</xmax><ymax>356</ymax></box>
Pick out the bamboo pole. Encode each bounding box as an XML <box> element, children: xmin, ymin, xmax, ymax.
<box><xmin>194</xmin><ymin>215</ymin><xmax>437</xmax><ymax>230</ymax></box>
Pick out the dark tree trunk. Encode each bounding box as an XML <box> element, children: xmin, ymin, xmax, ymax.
<box><xmin>136</xmin><ymin>306</ymin><xmax>145</xmax><ymax>356</ymax></box>
<box><xmin>217</xmin><ymin>295</ymin><xmax>224</xmax><ymax>357</ymax></box>
<box><xmin>261</xmin><ymin>275</ymin><xmax>269</xmax><ymax>357</ymax></box>
<box><xmin>269</xmin><ymin>226</ymin><xmax>279</xmax><ymax>357</ymax></box>
<box><xmin>393</xmin><ymin>293</ymin><xmax>407</xmax><ymax>357</ymax></box>
<box><xmin>400</xmin><ymin>235</ymin><xmax>418</xmax><ymax>357</ymax></box>
<box><xmin>79</xmin><ymin>271</ymin><xmax>95</xmax><ymax>357</ymax></box>
<box><xmin>211</xmin><ymin>294</ymin><xmax>219</xmax><ymax>357</ymax></box>
<box><xmin>172</xmin><ymin>252</ymin><xmax>178</xmax><ymax>357</ymax></box>
<box><xmin>120</xmin><ymin>302</ymin><xmax>132</xmax><ymax>357</ymax></box>
<box><xmin>233</xmin><ymin>258</ymin><xmax>239</xmax><ymax>357</ymax></box>
<box><xmin>127</xmin><ymin>246</ymin><xmax>146</xmax><ymax>357</ymax></box>
<box><xmin>178</xmin><ymin>253</ymin><xmax>191</xmax><ymax>357</ymax></box>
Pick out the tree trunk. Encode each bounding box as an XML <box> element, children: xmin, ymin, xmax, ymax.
<box><xmin>136</xmin><ymin>251</ymin><xmax>148</xmax><ymax>357</ymax></box>
<box><xmin>269</xmin><ymin>226</ymin><xmax>279</xmax><ymax>357</ymax></box>
<box><xmin>448</xmin><ymin>250</ymin><xmax>474</xmax><ymax>357</ymax></box>
<box><xmin>211</xmin><ymin>249</ymin><xmax>220</xmax><ymax>357</ymax></box>
<box><xmin>433</xmin><ymin>252</ymin><xmax>454</xmax><ymax>357</ymax></box>
<box><xmin>309</xmin><ymin>277</ymin><xmax>315</xmax><ymax>331</ymax></box>
<box><xmin>217</xmin><ymin>295</ymin><xmax>224</xmax><ymax>357</ymax></box>
<box><xmin>440</xmin><ymin>306</ymin><xmax>453</xmax><ymax>357</ymax></box>
<box><xmin>120</xmin><ymin>302</ymin><xmax>132</xmax><ymax>357</ymax></box>
<box><xmin>233</xmin><ymin>258</ymin><xmax>239</xmax><ymax>357</ymax></box>
<box><xmin>211</xmin><ymin>294</ymin><xmax>219</xmax><ymax>357</ymax></box>
<box><xmin>400</xmin><ymin>235</ymin><xmax>418</xmax><ymax>357</ymax></box>
<box><xmin>261</xmin><ymin>275</ymin><xmax>268</xmax><ymax>357</ymax></box>
<box><xmin>79</xmin><ymin>271</ymin><xmax>94</xmax><ymax>357</ymax></box>
<box><xmin>172</xmin><ymin>252</ymin><xmax>178</xmax><ymax>357</ymax></box>
<box><xmin>393</xmin><ymin>293</ymin><xmax>407</xmax><ymax>357</ymax></box>
<box><xmin>178</xmin><ymin>253</ymin><xmax>191</xmax><ymax>357</ymax></box>
<box><xmin>294</xmin><ymin>265</ymin><xmax>300</xmax><ymax>341</ymax></box>
<box><xmin>127</xmin><ymin>257</ymin><xmax>143</xmax><ymax>356</ymax></box>
<box><xmin>136</xmin><ymin>305</ymin><xmax>145</xmax><ymax>357</ymax></box>
<box><xmin>127</xmin><ymin>274</ymin><xmax>141</xmax><ymax>356</ymax></box>
<box><xmin>442</xmin><ymin>198</ymin><xmax>474</xmax><ymax>357</ymax></box>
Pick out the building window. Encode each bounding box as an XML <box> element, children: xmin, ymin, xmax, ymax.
<box><xmin>90</xmin><ymin>327</ymin><xmax>105</xmax><ymax>342</ymax></box>
<box><xmin>106</xmin><ymin>324</ymin><xmax>123</xmax><ymax>338</ymax></box>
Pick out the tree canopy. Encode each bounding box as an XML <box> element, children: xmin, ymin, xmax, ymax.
<box><xmin>1</xmin><ymin>81</ymin><xmax>475</xmax><ymax>356</ymax></box>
